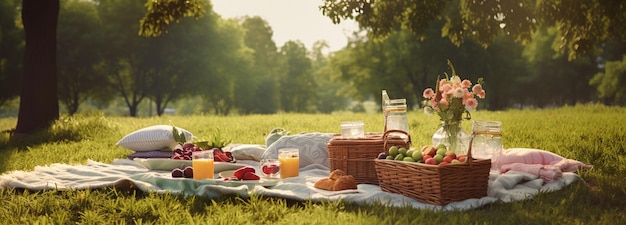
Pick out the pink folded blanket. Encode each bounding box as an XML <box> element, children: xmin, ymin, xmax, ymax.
<box><xmin>496</xmin><ymin>148</ymin><xmax>592</xmax><ymax>182</ymax></box>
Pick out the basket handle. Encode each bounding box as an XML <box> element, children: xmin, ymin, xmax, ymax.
<box><xmin>382</xmin><ymin>130</ymin><xmax>411</xmax><ymax>151</ymax></box>
<box><xmin>466</xmin><ymin>134</ymin><xmax>476</xmax><ymax>165</ymax></box>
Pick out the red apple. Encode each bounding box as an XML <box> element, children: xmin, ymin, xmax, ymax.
<box><xmin>445</xmin><ymin>150</ymin><xmax>456</xmax><ymax>158</ymax></box>
<box><xmin>443</xmin><ymin>155</ymin><xmax>455</xmax><ymax>163</ymax></box>
<box><xmin>423</xmin><ymin>154</ymin><xmax>433</xmax><ymax>161</ymax></box>
<box><xmin>457</xmin><ymin>155</ymin><xmax>467</xmax><ymax>163</ymax></box>
<box><xmin>425</xmin><ymin>158</ymin><xmax>438</xmax><ymax>165</ymax></box>
<box><xmin>421</xmin><ymin>145</ymin><xmax>437</xmax><ymax>156</ymax></box>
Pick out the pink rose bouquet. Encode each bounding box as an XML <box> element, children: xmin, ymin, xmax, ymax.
<box><xmin>422</xmin><ymin>60</ymin><xmax>486</xmax><ymax>125</ymax></box>
<box><xmin>422</xmin><ymin>60</ymin><xmax>486</xmax><ymax>153</ymax></box>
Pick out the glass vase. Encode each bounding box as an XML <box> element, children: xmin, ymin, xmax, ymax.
<box><xmin>432</xmin><ymin>121</ymin><xmax>471</xmax><ymax>155</ymax></box>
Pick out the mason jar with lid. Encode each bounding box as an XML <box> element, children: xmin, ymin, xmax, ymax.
<box><xmin>471</xmin><ymin>120</ymin><xmax>503</xmax><ymax>171</ymax></box>
<box><xmin>384</xmin><ymin>99</ymin><xmax>409</xmax><ymax>133</ymax></box>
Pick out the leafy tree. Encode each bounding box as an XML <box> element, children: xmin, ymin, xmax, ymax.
<box><xmin>57</xmin><ymin>0</ymin><xmax>105</xmax><ymax>115</ymax></box>
<box><xmin>142</xmin><ymin>8</ymin><xmax>222</xmax><ymax>116</ymax></box>
<box><xmin>310</xmin><ymin>40</ymin><xmax>349</xmax><ymax>113</ymax></box>
<box><xmin>320</xmin><ymin>0</ymin><xmax>626</xmax><ymax>60</ymax></box>
<box><xmin>520</xmin><ymin>26</ymin><xmax>598</xmax><ymax>107</ymax></box>
<box><xmin>199</xmin><ymin>18</ymin><xmax>254</xmax><ymax>116</ymax></box>
<box><xmin>0</xmin><ymin>0</ymin><xmax>22</xmax><ymax>108</ymax></box>
<box><xmin>13</xmin><ymin>0</ymin><xmax>203</xmax><ymax>134</ymax></box>
<box><xmin>279</xmin><ymin>41</ymin><xmax>316</xmax><ymax>112</ymax></box>
<box><xmin>590</xmin><ymin>55</ymin><xmax>626</xmax><ymax>104</ymax></box>
<box><xmin>239</xmin><ymin>16</ymin><xmax>280</xmax><ymax>114</ymax></box>
<box><xmin>97</xmin><ymin>0</ymin><xmax>152</xmax><ymax>117</ymax></box>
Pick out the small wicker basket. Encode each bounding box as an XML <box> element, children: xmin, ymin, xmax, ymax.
<box><xmin>327</xmin><ymin>130</ymin><xmax>411</xmax><ymax>184</ymax></box>
<box><xmin>373</xmin><ymin>135</ymin><xmax>491</xmax><ymax>205</ymax></box>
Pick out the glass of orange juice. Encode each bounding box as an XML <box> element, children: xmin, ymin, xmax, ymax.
<box><xmin>192</xmin><ymin>150</ymin><xmax>214</xmax><ymax>180</ymax></box>
<box><xmin>278</xmin><ymin>148</ymin><xmax>299</xmax><ymax>178</ymax></box>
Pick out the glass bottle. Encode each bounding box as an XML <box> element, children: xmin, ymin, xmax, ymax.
<box><xmin>382</xmin><ymin>90</ymin><xmax>390</xmax><ymax>131</ymax></box>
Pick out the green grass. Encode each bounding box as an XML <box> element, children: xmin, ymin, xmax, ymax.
<box><xmin>0</xmin><ymin>104</ymin><xmax>625</xmax><ymax>224</ymax></box>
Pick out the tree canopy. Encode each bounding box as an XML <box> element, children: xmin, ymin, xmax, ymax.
<box><xmin>320</xmin><ymin>0</ymin><xmax>626</xmax><ymax>60</ymax></box>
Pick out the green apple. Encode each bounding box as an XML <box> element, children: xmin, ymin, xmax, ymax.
<box><xmin>388</xmin><ymin>146</ymin><xmax>399</xmax><ymax>157</ymax></box>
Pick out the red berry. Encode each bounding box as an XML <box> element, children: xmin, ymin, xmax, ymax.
<box><xmin>214</xmin><ymin>152</ymin><xmax>230</xmax><ymax>162</ymax></box>
<box><xmin>171</xmin><ymin>168</ymin><xmax>184</xmax><ymax>178</ymax></box>
<box><xmin>183</xmin><ymin>167</ymin><xmax>193</xmax><ymax>178</ymax></box>
<box><xmin>242</xmin><ymin>172</ymin><xmax>260</xmax><ymax>180</ymax></box>
<box><xmin>233</xmin><ymin>167</ymin><xmax>255</xmax><ymax>179</ymax></box>
<box><xmin>263</xmin><ymin>165</ymin><xmax>279</xmax><ymax>174</ymax></box>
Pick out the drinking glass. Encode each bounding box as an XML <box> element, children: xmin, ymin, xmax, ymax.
<box><xmin>192</xmin><ymin>150</ymin><xmax>214</xmax><ymax>180</ymax></box>
<box><xmin>259</xmin><ymin>158</ymin><xmax>281</xmax><ymax>179</ymax></box>
<box><xmin>278</xmin><ymin>148</ymin><xmax>299</xmax><ymax>178</ymax></box>
<box><xmin>341</xmin><ymin>121</ymin><xmax>365</xmax><ymax>138</ymax></box>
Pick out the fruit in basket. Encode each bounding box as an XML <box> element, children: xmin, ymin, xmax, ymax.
<box><xmin>403</xmin><ymin>157</ymin><xmax>415</xmax><ymax>162</ymax></box>
<box><xmin>434</xmin><ymin>154</ymin><xmax>444</xmax><ymax>163</ymax></box>
<box><xmin>394</xmin><ymin>154</ymin><xmax>404</xmax><ymax>161</ymax></box>
<box><xmin>425</xmin><ymin>157</ymin><xmax>437</xmax><ymax>165</ymax></box>
<box><xmin>388</xmin><ymin>146</ymin><xmax>399</xmax><ymax>157</ymax></box>
<box><xmin>398</xmin><ymin>147</ymin><xmax>408</xmax><ymax>156</ymax></box>
<box><xmin>421</xmin><ymin>145</ymin><xmax>437</xmax><ymax>157</ymax></box>
<box><xmin>436</xmin><ymin>147</ymin><xmax>447</xmax><ymax>156</ymax></box>
<box><xmin>411</xmin><ymin>150</ymin><xmax>423</xmax><ymax>162</ymax></box>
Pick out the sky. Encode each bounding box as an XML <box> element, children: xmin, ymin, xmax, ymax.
<box><xmin>211</xmin><ymin>0</ymin><xmax>359</xmax><ymax>53</ymax></box>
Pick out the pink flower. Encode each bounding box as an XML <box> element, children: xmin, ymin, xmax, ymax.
<box><xmin>439</xmin><ymin>79</ymin><xmax>447</xmax><ymax>88</ymax></box>
<box><xmin>423</xmin><ymin>88</ymin><xmax>435</xmax><ymax>99</ymax></box>
<box><xmin>463</xmin><ymin>90</ymin><xmax>474</xmax><ymax>103</ymax></box>
<box><xmin>465</xmin><ymin>98</ymin><xmax>478</xmax><ymax>109</ymax></box>
<box><xmin>472</xmin><ymin>84</ymin><xmax>483</xmax><ymax>94</ymax></box>
<box><xmin>461</xmin><ymin>79</ymin><xmax>472</xmax><ymax>88</ymax></box>
<box><xmin>430</xmin><ymin>99</ymin><xmax>439</xmax><ymax>111</ymax></box>
<box><xmin>439</xmin><ymin>98</ymin><xmax>449</xmax><ymax>106</ymax></box>
<box><xmin>441</xmin><ymin>84</ymin><xmax>453</xmax><ymax>95</ymax></box>
<box><xmin>477</xmin><ymin>90</ymin><xmax>486</xmax><ymax>99</ymax></box>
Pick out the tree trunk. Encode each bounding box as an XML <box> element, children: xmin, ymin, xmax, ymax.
<box><xmin>15</xmin><ymin>0</ymin><xmax>60</xmax><ymax>133</ymax></box>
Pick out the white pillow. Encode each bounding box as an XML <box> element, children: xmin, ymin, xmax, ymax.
<box><xmin>116</xmin><ymin>125</ymin><xmax>195</xmax><ymax>151</ymax></box>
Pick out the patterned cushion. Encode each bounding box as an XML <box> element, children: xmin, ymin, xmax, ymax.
<box><xmin>127</xmin><ymin>150</ymin><xmax>173</xmax><ymax>159</ymax></box>
<box><xmin>116</xmin><ymin>125</ymin><xmax>195</xmax><ymax>151</ymax></box>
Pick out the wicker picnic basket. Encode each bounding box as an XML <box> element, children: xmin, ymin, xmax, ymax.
<box><xmin>373</xmin><ymin>136</ymin><xmax>491</xmax><ymax>205</ymax></box>
<box><xmin>327</xmin><ymin>130</ymin><xmax>411</xmax><ymax>184</ymax></box>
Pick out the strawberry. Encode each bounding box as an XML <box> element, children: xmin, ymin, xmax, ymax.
<box><xmin>242</xmin><ymin>171</ymin><xmax>260</xmax><ymax>180</ymax></box>
<box><xmin>233</xmin><ymin>167</ymin><xmax>255</xmax><ymax>179</ymax></box>
<box><xmin>214</xmin><ymin>151</ymin><xmax>230</xmax><ymax>162</ymax></box>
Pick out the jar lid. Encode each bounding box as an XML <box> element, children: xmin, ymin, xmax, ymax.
<box><xmin>472</xmin><ymin>120</ymin><xmax>502</xmax><ymax>135</ymax></box>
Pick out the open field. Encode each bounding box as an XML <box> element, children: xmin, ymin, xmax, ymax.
<box><xmin>0</xmin><ymin>104</ymin><xmax>625</xmax><ymax>224</ymax></box>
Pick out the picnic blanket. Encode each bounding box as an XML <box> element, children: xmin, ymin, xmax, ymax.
<box><xmin>0</xmin><ymin>158</ymin><xmax>582</xmax><ymax>211</ymax></box>
<box><xmin>0</xmin><ymin>131</ymin><xmax>592</xmax><ymax>211</ymax></box>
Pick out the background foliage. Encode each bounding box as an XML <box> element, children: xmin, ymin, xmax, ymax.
<box><xmin>1</xmin><ymin>0</ymin><xmax>625</xmax><ymax>119</ymax></box>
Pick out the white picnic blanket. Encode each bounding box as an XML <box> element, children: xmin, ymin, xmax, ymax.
<box><xmin>0</xmin><ymin>158</ymin><xmax>580</xmax><ymax>211</ymax></box>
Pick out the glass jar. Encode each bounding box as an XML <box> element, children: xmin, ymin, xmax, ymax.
<box><xmin>471</xmin><ymin>120</ymin><xmax>503</xmax><ymax>171</ymax></box>
<box><xmin>384</xmin><ymin>99</ymin><xmax>408</xmax><ymax>133</ymax></box>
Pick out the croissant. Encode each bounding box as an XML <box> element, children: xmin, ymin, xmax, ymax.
<box><xmin>314</xmin><ymin>169</ymin><xmax>357</xmax><ymax>191</ymax></box>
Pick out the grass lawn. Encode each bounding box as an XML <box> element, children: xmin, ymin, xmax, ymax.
<box><xmin>0</xmin><ymin>104</ymin><xmax>625</xmax><ymax>224</ymax></box>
